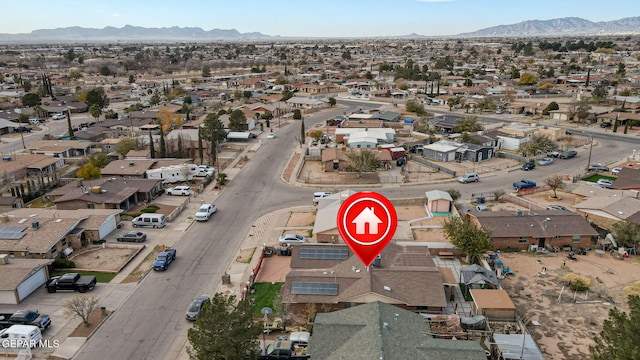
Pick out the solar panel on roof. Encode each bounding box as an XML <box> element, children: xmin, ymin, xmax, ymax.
<box><xmin>0</xmin><ymin>226</ymin><xmax>27</xmax><ymax>240</ymax></box>
<box><xmin>291</xmin><ymin>282</ymin><xmax>338</xmax><ymax>295</ymax></box>
<box><xmin>299</xmin><ymin>248</ymin><xmax>349</xmax><ymax>260</ymax></box>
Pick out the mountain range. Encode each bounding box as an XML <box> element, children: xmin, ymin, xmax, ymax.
<box><xmin>0</xmin><ymin>17</ymin><xmax>638</xmax><ymax>43</ymax></box>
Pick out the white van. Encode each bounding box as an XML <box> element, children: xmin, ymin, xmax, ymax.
<box><xmin>313</xmin><ymin>192</ymin><xmax>332</xmax><ymax>204</ymax></box>
<box><xmin>132</xmin><ymin>213</ymin><xmax>167</xmax><ymax>228</ymax></box>
<box><xmin>0</xmin><ymin>325</ymin><xmax>42</xmax><ymax>348</ymax></box>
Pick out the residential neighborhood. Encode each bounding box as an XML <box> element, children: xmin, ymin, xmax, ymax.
<box><xmin>0</xmin><ymin>24</ymin><xmax>639</xmax><ymax>360</ymax></box>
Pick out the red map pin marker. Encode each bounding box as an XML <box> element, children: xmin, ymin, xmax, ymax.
<box><xmin>336</xmin><ymin>191</ymin><xmax>397</xmax><ymax>267</ymax></box>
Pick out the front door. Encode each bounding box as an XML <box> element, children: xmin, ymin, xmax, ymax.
<box><xmin>538</xmin><ymin>238</ymin><xmax>546</xmax><ymax>248</ymax></box>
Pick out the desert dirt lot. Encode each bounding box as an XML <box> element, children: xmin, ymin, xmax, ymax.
<box><xmin>69</xmin><ymin>247</ymin><xmax>139</xmax><ymax>272</ymax></box>
<box><xmin>498</xmin><ymin>251</ymin><xmax>640</xmax><ymax>360</ymax></box>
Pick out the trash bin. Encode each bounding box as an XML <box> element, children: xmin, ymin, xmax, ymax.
<box><xmin>477</xmin><ymin>197</ymin><xmax>485</xmax><ymax>204</ymax></box>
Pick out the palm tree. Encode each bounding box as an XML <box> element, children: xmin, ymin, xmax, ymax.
<box><xmin>89</xmin><ymin>104</ymin><xmax>102</xmax><ymax>123</ymax></box>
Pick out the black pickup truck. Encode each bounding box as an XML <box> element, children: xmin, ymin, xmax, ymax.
<box><xmin>45</xmin><ymin>273</ymin><xmax>96</xmax><ymax>293</ymax></box>
<box><xmin>0</xmin><ymin>310</ymin><xmax>51</xmax><ymax>331</ymax></box>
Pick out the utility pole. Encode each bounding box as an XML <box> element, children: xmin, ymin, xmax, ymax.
<box><xmin>586</xmin><ymin>133</ymin><xmax>594</xmax><ymax>170</ymax></box>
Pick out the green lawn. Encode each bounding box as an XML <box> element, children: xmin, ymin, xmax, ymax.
<box><xmin>250</xmin><ymin>282</ymin><xmax>284</xmax><ymax>316</ymax></box>
<box><xmin>51</xmin><ymin>270</ymin><xmax>117</xmax><ymax>283</ymax></box>
<box><xmin>584</xmin><ymin>174</ymin><xmax>616</xmax><ymax>182</ymax></box>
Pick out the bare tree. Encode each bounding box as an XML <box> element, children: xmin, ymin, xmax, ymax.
<box><xmin>63</xmin><ymin>295</ymin><xmax>100</xmax><ymax>327</ymax></box>
<box><xmin>492</xmin><ymin>189</ymin><xmax>506</xmax><ymax>202</ymax></box>
<box><xmin>346</xmin><ymin>149</ymin><xmax>381</xmax><ymax>178</ymax></box>
<box><xmin>545</xmin><ymin>174</ymin><xmax>566</xmax><ymax>198</ymax></box>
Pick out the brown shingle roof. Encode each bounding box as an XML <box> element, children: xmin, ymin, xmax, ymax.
<box><xmin>470</xmin><ymin>210</ymin><xmax>598</xmax><ymax>237</ymax></box>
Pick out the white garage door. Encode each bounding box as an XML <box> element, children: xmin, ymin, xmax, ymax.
<box><xmin>16</xmin><ymin>267</ymin><xmax>46</xmax><ymax>302</ymax></box>
<box><xmin>0</xmin><ymin>290</ymin><xmax>17</xmax><ymax>304</ymax></box>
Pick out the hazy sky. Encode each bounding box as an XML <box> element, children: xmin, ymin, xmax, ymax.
<box><xmin>1</xmin><ymin>0</ymin><xmax>636</xmax><ymax>37</ymax></box>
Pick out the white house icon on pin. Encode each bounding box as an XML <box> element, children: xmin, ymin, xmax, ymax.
<box><xmin>352</xmin><ymin>207</ymin><xmax>383</xmax><ymax>235</ymax></box>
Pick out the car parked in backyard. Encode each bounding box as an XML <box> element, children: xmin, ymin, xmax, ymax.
<box><xmin>596</xmin><ymin>179</ymin><xmax>614</xmax><ymax>188</ymax></box>
<box><xmin>185</xmin><ymin>295</ymin><xmax>210</xmax><ymax>321</ymax></box>
<box><xmin>588</xmin><ymin>164</ymin><xmax>609</xmax><ymax>172</ymax></box>
<box><xmin>116</xmin><ymin>231</ymin><xmax>146</xmax><ymax>243</ymax></box>
<box><xmin>278</xmin><ymin>234</ymin><xmax>308</xmax><ymax>245</ymax></box>
<box><xmin>547</xmin><ymin>204</ymin><xmax>571</xmax><ymax>212</ymax></box>
<box><xmin>165</xmin><ymin>186</ymin><xmax>191</xmax><ymax>196</ymax></box>
<box><xmin>538</xmin><ymin>158</ymin><xmax>554</xmax><ymax>166</ymax></box>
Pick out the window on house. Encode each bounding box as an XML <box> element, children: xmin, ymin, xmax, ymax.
<box><xmin>572</xmin><ymin>235</ymin><xmax>581</xmax><ymax>243</ymax></box>
<box><xmin>518</xmin><ymin>236</ymin><xmax>528</xmax><ymax>243</ymax></box>
<box><xmin>87</xmin><ymin>204</ymin><xmax>95</xmax><ymax>209</ymax></box>
<box><xmin>61</xmin><ymin>239</ymin><xmax>67</xmax><ymax>246</ymax></box>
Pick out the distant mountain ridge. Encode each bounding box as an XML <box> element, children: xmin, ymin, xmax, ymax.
<box><xmin>458</xmin><ymin>16</ymin><xmax>640</xmax><ymax>37</ymax></box>
<box><xmin>0</xmin><ymin>16</ymin><xmax>638</xmax><ymax>43</ymax></box>
<box><xmin>0</xmin><ymin>25</ymin><xmax>276</xmax><ymax>43</ymax></box>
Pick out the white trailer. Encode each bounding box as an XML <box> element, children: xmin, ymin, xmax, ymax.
<box><xmin>146</xmin><ymin>165</ymin><xmax>194</xmax><ymax>184</ymax></box>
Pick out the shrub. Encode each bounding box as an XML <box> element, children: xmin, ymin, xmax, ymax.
<box><xmin>562</xmin><ymin>273</ymin><xmax>591</xmax><ymax>291</ymax></box>
<box><xmin>54</xmin><ymin>258</ymin><xmax>75</xmax><ymax>269</ymax></box>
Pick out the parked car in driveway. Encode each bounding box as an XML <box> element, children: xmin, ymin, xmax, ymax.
<box><xmin>521</xmin><ymin>162</ymin><xmax>535</xmax><ymax>171</ymax></box>
<box><xmin>279</xmin><ymin>234</ymin><xmax>308</xmax><ymax>245</ymax></box>
<box><xmin>185</xmin><ymin>296</ymin><xmax>210</xmax><ymax>321</ymax></box>
<box><xmin>547</xmin><ymin>150</ymin><xmax>561</xmax><ymax>158</ymax></box>
<box><xmin>116</xmin><ymin>231</ymin><xmax>146</xmax><ymax>243</ymax></box>
<box><xmin>588</xmin><ymin>164</ymin><xmax>609</xmax><ymax>172</ymax></box>
<box><xmin>538</xmin><ymin>158</ymin><xmax>554</xmax><ymax>166</ymax></box>
<box><xmin>165</xmin><ymin>186</ymin><xmax>191</xmax><ymax>196</ymax></box>
<box><xmin>600</xmin><ymin>122</ymin><xmax>612</xmax><ymax>128</ymax></box>
<box><xmin>559</xmin><ymin>150</ymin><xmax>577</xmax><ymax>159</ymax></box>
<box><xmin>52</xmin><ymin>113</ymin><xmax>65</xmax><ymax>120</ymax></box>
<box><xmin>612</xmin><ymin>167</ymin><xmax>622</xmax><ymax>175</ymax></box>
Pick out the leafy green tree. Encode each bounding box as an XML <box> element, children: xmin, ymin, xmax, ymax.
<box><xmin>149</xmin><ymin>92</ymin><xmax>161</xmax><ymax>106</ymax></box>
<box><xmin>33</xmin><ymin>105</ymin><xmax>47</xmax><ymax>118</ymax></box>
<box><xmin>85</xmin><ymin>87</ymin><xmax>109</xmax><ymax>109</ymax></box>
<box><xmin>159</xmin><ymin>127</ymin><xmax>166</xmax><ymax>158</ymax></box>
<box><xmin>201</xmin><ymin>65</ymin><xmax>211</xmax><ymax>78</ymax></box>
<box><xmin>89</xmin><ymin>104</ymin><xmax>102</xmax><ymax>123</ymax></box>
<box><xmin>149</xmin><ymin>131</ymin><xmax>156</xmax><ymax>159</ymax></box>
<box><xmin>590</xmin><ymin>295</ymin><xmax>640</xmax><ymax>360</ymax></box>
<box><xmin>442</xmin><ymin>216</ymin><xmax>492</xmax><ymax>263</ymax></box>
<box><xmin>99</xmin><ymin>65</ymin><xmax>111</xmax><ymax>76</ymax></box>
<box><xmin>280</xmin><ymin>90</ymin><xmax>294</xmax><ymax>102</ymax></box>
<box><xmin>89</xmin><ymin>153</ymin><xmax>109</xmax><ymax>168</ymax></box>
<box><xmin>69</xmin><ymin>70</ymin><xmax>83</xmax><ymax>80</ymax></box>
<box><xmin>592</xmin><ymin>83</ymin><xmax>609</xmax><ymax>104</ymax></box>
<box><xmin>346</xmin><ymin>149</ymin><xmax>381</xmax><ymax>178</ymax></box>
<box><xmin>21</xmin><ymin>93</ymin><xmax>41</xmax><ymax>107</ymax></box>
<box><xmin>611</xmin><ymin>221</ymin><xmax>640</xmax><ymax>249</ymax></box>
<box><xmin>572</xmin><ymin>97</ymin><xmax>592</xmax><ymax>124</ymax></box>
<box><xmin>228</xmin><ymin>110</ymin><xmax>248</xmax><ymax>132</ymax></box>
<box><xmin>187</xmin><ymin>293</ymin><xmax>261</xmax><ymax>360</ymax></box>
<box><xmin>453</xmin><ymin>117</ymin><xmax>483</xmax><ymax>133</ymax></box>
<box><xmin>293</xmin><ymin>109</ymin><xmax>302</xmax><ymax>120</ymax></box>
<box><xmin>202</xmin><ymin>113</ymin><xmax>227</xmax><ymax>167</ymax></box>
<box><xmin>446</xmin><ymin>188</ymin><xmax>461</xmax><ymax>202</ymax></box>
<box><xmin>104</xmin><ymin>109</ymin><xmax>118</xmax><ymax>119</ymax></box>
<box><xmin>309</xmin><ymin>130</ymin><xmax>323</xmax><ymax>142</ymax></box>
<box><xmin>328</xmin><ymin>97</ymin><xmax>336</xmax><ymax>106</ymax></box>
<box><xmin>116</xmin><ymin>138</ymin><xmax>141</xmax><ymax>156</ymax></box>
<box><xmin>518</xmin><ymin>134</ymin><xmax>557</xmax><ymax>157</ymax></box>
<box><xmin>518</xmin><ymin>73</ymin><xmax>538</xmax><ymax>85</ymax></box>
<box><xmin>76</xmin><ymin>164</ymin><xmax>101</xmax><ymax>180</ymax></box>
<box><xmin>405</xmin><ymin>100</ymin><xmax>425</xmax><ymax>115</ymax></box>
<box><xmin>542</xmin><ymin>101</ymin><xmax>559</xmax><ymax>115</ymax></box>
